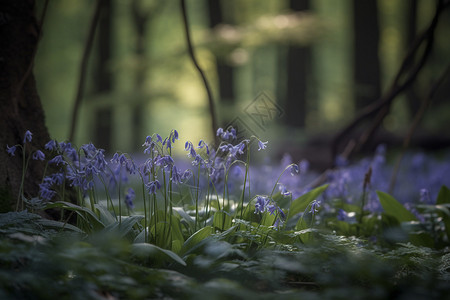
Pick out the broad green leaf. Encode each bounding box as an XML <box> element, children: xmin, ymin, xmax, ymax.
<box><xmin>101</xmin><ymin>215</ymin><xmax>143</xmax><ymax>238</ymax></box>
<box><xmin>45</xmin><ymin>201</ymin><xmax>105</xmax><ymax>232</ymax></box>
<box><xmin>377</xmin><ymin>191</ymin><xmax>417</xmax><ymax>222</ymax></box>
<box><xmin>287</xmin><ymin>184</ymin><xmax>328</xmax><ymax>220</ymax></box>
<box><xmin>131</xmin><ymin>243</ymin><xmax>186</xmax><ymax>266</ymax></box>
<box><xmin>213</xmin><ymin>211</ymin><xmax>232</xmax><ymax>231</ymax></box>
<box><xmin>150</xmin><ymin>215</ymin><xmax>184</xmax><ymax>249</ymax></box>
<box><xmin>94</xmin><ymin>203</ymin><xmax>117</xmax><ymax>225</ymax></box>
<box><xmin>436</xmin><ymin>185</ymin><xmax>450</xmax><ymax>205</ymax></box>
<box><xmin>181</xmin><ymin>226</ymin><xmax>214</xmax><ymax>255</ymax></box>
<box><xmin>260</xmin><ymin>212</ymin><xmax>276</xmax><ymax>227</ymax></box>
<box><xmin>36</xmin><ymin>218</ymin><xmax>84</xmax><ymax>233</ymax></box>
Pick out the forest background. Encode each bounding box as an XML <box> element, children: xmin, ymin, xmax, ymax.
<box><xmin>2</xmin><ymin>0</ymin><xmax>448</xmax><ymax>183</ymax></box>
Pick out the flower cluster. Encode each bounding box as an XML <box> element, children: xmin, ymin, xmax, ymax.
<box><xmin>254</xmin><ymin>196</ymin><xmax>286</xmax><ymax>228</ymax></box>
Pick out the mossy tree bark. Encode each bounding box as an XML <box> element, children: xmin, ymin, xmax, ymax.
<box><xmin>0</xmin><ymin>1</ymin><xmax>51</xmax><ymax>211</ymax></box>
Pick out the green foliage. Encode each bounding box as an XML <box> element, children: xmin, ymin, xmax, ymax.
<box><xmin>377</xmin><ymin>191</ymin><xmax>417</xmax><ymax>222</ymax></box>
<box><xmin>287</xmin><ymin>184</ymin><xmax>329</xmax><ymax>220</ymax></box>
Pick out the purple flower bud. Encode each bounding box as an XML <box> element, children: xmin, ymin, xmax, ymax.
<box><xmin>257</xmin><ymin>140</ymin><xmax>268</xmax><ymax>151</ymax></box>
<box><xmin>23</xmin><ymin>130</ymin><xmax>32</xmax><ymax>144</ymax></box>
<box><xmin>6</xmin><ymin>145</ymin><xmax>16</xmax><ymax>156</ymax></box>
<box><xmin>32</xmin><ymin>150</ymin><xmax>45</xmax><ymax>161</ymax></box>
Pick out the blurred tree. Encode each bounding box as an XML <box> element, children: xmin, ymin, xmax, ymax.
<box><xmin>405</xmin><ymin>0</ymin><xmax>421</xmax><ymax>116</ymax></box>
<box><xmin>284</xmin><ymin>0</ymin><xmax>310</xmax><ymax>128</ymax></box>
<box><xmin>130</xmin><ymin>0</ymin><xmax>164</xmax><ymax>151</ymax></box>
<box><xmin>207</xmin><ymin>0</ymin><xmax>235</xmax><ymax>104</ymax></box>
<box><xmin>353</xmin><ymin>0</ymin><xmax>381</xmax><ymax>110</ymax></box>
<box><xmin>93</xmin><ymin>0</ymin><xmax>113</xmax><ymax>151</ymax></box>
<box><xmin>0</xmin><ymin>0</ymin><xmax>51</xmax><ymax>210</ymax></box>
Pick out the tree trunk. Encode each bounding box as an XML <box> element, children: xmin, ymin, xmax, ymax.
<box><xmin>0</xmin><ymin>1</ymin><xmax>51</xmax><ymax>211</ymax></box>
<box><xmin>207</xmin><ymin>0</ymin><xmax>235</xmax><ymax>104</ymax></box>
<box><xmin>284</xmin><ymin>0</ymin><xmax>310</xmax><ymax>128</ymax></box>
<box><xmin>353</xmin><ymin>0</ymin><xmax>381</xmax><ymax>110</ymax></box>
<box><xmin>93</xmin><ymin>0</ymin><xmax>113</xmax><ymax>151</ymax></box>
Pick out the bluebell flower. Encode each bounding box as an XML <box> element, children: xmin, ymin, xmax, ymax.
<box><xmin>146</xmin><ymin>180</ymin><xmax>161</xmax><ymax>195</ymax></box>
<box><xmin>170</xmin><ymin>165</ymin><xmax>182</xmax><ymax>184</ymax></box>
<box><xmin>197</xmin><ymin>140</ymin><xmax>210</xmax><ymax>155</ymax></box>
<box><xmin>125</xmin><ymin>159</ymin><xmax>137</xmax><ymax>175</ymax></box>
<box><xmin>81</xmin><ymin>143</ymin><xmax>97</xmax><ymax>156</ymax></box>
<box><xmin>279</xmin><ymin>184</ymin><xmax>291</xmax><ymax>196</ymax></box>
<box><xmin>181</xmin><ymin>169</ymin><xmax>193</xmax><ymax>181</ymax></box>
<box><xmin>172</xmin><ymin>130</ymin><xmax>179</xmax><ymax>143</ymax></box>
<box><xmin>290</xmin><ymin>164</ymin><xmax>299</xmax><ymax>176</ymax></box>
<box><xmin>192</xmin><ymin>154</ymin><xmax>204</xmax><ymax>166</ymax></box>
<box><xmin>337</xmin><ymin>209</ymin><xmax>347</xmax><ymax>221</ymax></box>
<box><xmin>23</xmin><ymin>130</ymin><xmax>32</xmax><ymax>144</ymax></box>
<box><xmin>39</xmin><ymin>185</ymin><xmax>56</xmax><ymax>201</ymax></box>
<box><xmin>60</xmin><ymin>143</ymin><xmax>78</xmax><ymax>162</ymax></box>
<box><xmin>163</xmin><ymin>138</ymin><xmax>171</xmax><ymax>149</ymax></box>
<box><xmin>92</xmin><ymin>150</ymin><xmax>107</xmax><ymax>173</ymax></box>
<box><xmin>267</xmin><ymin>204</ymin><xmax>277</xmax><ymax>215</ymax></box>
<box><xmin>217</xmin><ymin>127</ymin><xmax>237</xmax><ymax>141</ymax></box>
<box><xmin>6</xmin><ymin>145</ymin><xmax>16</xmax><ymax>156</ymax></box>
<box><xmin>51</xmin><ymin>172</ymin><xmax>65</xmax><ymax>185</ymax></box>
<box><xmin>45</xmin><ymin>140</ymin><xmax>58</xmax><ymax>151</ymax></box>
<box><xmin>39</xmin><ymin>177</ymin><xmax>56</xmax><ymax>201</ymax></box>
<box><xmin>49</xmin><ymin>155</ymin><xmax>65</xmax><ymax>166</ymax></box>
<box><xmin>230</xmin><ymin>142</ymin><xmax>246</xmax><ymax>157</ymax></box>
<box><xmin>185</xmin><ymin>141</ymin><xmax>197</xmax><ymax>158</ymax></box>
<box><xmin>255</xmin><ymin>196</ymin><xmax>269</xmax><ymax>214</ymax></box>
<box><xmin>257</xmin><ymin>140</ymin><xmax>268</xmax><ymax>151</ymax></box>
<box><xmin>125</xmin><ymin>187</ymin><xmax>135</xmax><ymax>210</ymax></box>
<box><xmin>155</xmin><ymin>155</ymin><xmax>174</xmax><ymax>170</ymax></box>
<box><xmin>155</xmin><ymin>134</ymin><xmax>163</xmax><ymax>143</ymax></box>
<box><xmin>32</xmin><ymin>150</ymin><xmax>45</xmax><ymax>161</ymax></box>
<box><xmin>142</xmin><ymin>135</ymin><xmax>152</xmax><ymax>147</ymax></box>
<box><xmin>310</xmin><ymin>200</ymin><xmax>320</xmax><ymax>214</ymax></box>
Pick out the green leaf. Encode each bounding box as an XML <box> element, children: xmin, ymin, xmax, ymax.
<box><xmin>101</xmin><ymin>215</ymin><xmax>143</xmax><ymax>238</ymax></box>
<box><xmin>181</xmin><ymin>226</ymin><xmax>214</xmax><ymax>255</ymax></box>
<box><xmin>45</xmin><ymin>201</ymin><xmax>105</xmax><ymax>232</ymax></box>
<box><xmin>94</xmin><ymin>203</ymin><xmax>117</xmax><ymax>225</ymax></box>
<box><xmin>131</xmin><ymin>243</ymin><xmax>186</xmax><ymax>266</ymax></box>
<box><xmin>287</xmin><ymin>184</ymin><xmax>328</xmax><ymax>220</ymax></box>
<box><xmin>36</xmin><ymin>218</ymin><xmax>84</xmax><ymax>233</ymax></box>
<box><xmin>213</xmin><ymin>211</ymin><xmax>232</xmax><ymax>231</ymax></box>
<box><xmin>377</xmin><ymin>191</ymin><xmax>417</xmax><ymax>223</ymax></box>
<box><xmin>436</xmin><ymin>185</ymin><xmax>450</xmax><ymax>205</ymax></box>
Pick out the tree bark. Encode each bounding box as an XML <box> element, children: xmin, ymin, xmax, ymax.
<box><xmin>93</xmin><ymin>0</ymin><xmax>113</xmax><ymax>151</ymax></box>
<box><xmin>207</xmin><ymin>0</ymin><xmax>235</xmax><ymax>104</ymax></box>
<box><xmin>0</xmin><ymin>0</ymin><xmax>51</xmax><ymax>211</ymax></box>
<box><xmin>353</xmin><ymin>0</ymin><xmax>381</xmax><ymax>110</ymax></box>
<box><xmin>284</xmin><ymin>0</ymin><xmax>310</xmax><ymax>128</ymax></box>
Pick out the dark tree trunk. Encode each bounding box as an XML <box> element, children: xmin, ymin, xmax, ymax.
<box><xmin>130</xmin><ymin>0</ymin><xmax>150</xmax><ymax>151</ymax></box>
<box><xmin>405</xmin><ymin>0</ymin><xmax>421</xmax><ymax>116</ymax></box>
<box><xmin>284</xmin><ymin>0</ymin><xmax>310</xmax><ymax>128</ymax></box>
<box><xmin>93</xmin><ymin>0</ymin><xmax>113</xmax><ymax>151</ymax></box>
<box><xmin>353</xmin><ymin>0</ymin><xmax>381</xmax><ymax>110</ymax></box>
<box><xmin>0</xmin><ymin>1</ymin><xmax>51</xmax><ymax>211</ymax></box>
<box><xmin>207</xmin><ymin>0</ymin><xmax>235</xmax><ymax>104</ymax></box>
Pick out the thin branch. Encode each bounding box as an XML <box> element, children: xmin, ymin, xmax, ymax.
<box><xmin>332</xmin><ymin>0</ymin><xmax>449</xmax><ymax>163</ymax></box>
<box><xmin>180</xmin><ymin>0</ymin><xmax>218</xmax><ymax>140</ymax></box>
<box><xmin>388</xmin><ymin>65</ymin><xmax>449</xmax><ymax>193</ymax></box>
<box><xmin>69</xmin><ymin>0</ymin><xmax>104</xmax><ymax>141</ymax></box>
